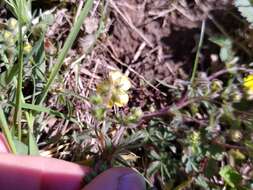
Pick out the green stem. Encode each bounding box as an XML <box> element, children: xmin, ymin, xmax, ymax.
<box><xmin>13</xmin><ymin>21</ymin><xmax>24</xmax><ymax>141</ymax></box>
<box><xmin>190</xmin><ymin>20</ymin><xmax>206</xmax><ymax>84</ymax></box>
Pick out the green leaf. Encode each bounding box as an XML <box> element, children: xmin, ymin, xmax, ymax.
<box><xmin>14</xmin><ymin>139</ymin><xmax>28</xmax><ymax>155</ymax></box>
<box><xmin>0</xmin><ymin>106</ymin><xmax>17</xmax><ymax>153</ymax></box>
<box><xmin>195</xmin><ymin>175</ymin><xmax>210</xmax><ymax>190</ymax></box>
<box><xmin>25</xmin><ymin>112</ymin><xmax>39</xmax><ymax>156</ymax></box>
<box><xmin>209</xmin><ymin>36</ymin><xmax>234</xmax><ymax>62</ymax></box>
<box><xmin>234</xmin><ymin>0</ymin><xmax>253</xmax><ymax>24</ymax></box>
<box><xmin>147</xmin><ymin>161</ymin><xmax>161</xmax><ymax>177</ymax></box>
<box><xmin>21</xmin><ymin>103</ymin><xmax>79</xmax><ymax>124</ymax></box>
<box><xmin>204</xmin><ymin>159</ymin><xmax>218</xmax><ymax>178</ymax></box>
<box><xmin>219</xmin><ymin>165</ymin><xmax>242</xmax><ymax>188</ymax></box>
<box><xmin>150</xmin><ymin>150</ymin><xmax>161</xmax><ymax>160</ymax></box>
<box><xmin>0</xmin><ymin>62</ymin><xmax>19</xmax><ymax>87</ymax></box>
<box><xmin>5</xmin><ymin>0</ymin><xmax>32</xmax><ymax>25</ymax></box>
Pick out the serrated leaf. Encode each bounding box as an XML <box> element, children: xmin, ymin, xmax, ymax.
<box><xmin>234</xmin><ymin>0</ymin><xmax>253</xmax><ymax>24</ymax></box>
<box><xmin>219</xmin><ymin>165</ymin><xmax>242</xmax><ymax>188</ymax></box>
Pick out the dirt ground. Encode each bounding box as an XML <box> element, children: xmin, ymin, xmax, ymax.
<box><xmin>90</xmin><ymin>0</ymin><xmax>232</xmax><ymax>109</ymax></box>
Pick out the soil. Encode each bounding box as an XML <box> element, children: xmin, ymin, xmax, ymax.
<box><xmin>37</xmin><ymin>0</ymin><xmax>235</xmax><ymax>113</ymax></box>
<box><xmin>90</xmin><ymin>0</ymin><xmax>233</xmax><ymax>109</ymax></box>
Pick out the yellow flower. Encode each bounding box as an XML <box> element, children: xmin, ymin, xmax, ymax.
<box><xmin>109</xmin><ymin>71</ymin><xmax>131</xmax><ymax>91</ymax></box>
<box><xmin>243</xmin><ymin>75</ymin><xmax>253</xmax><ymax>99</ymax></box>
<box><xmin>243</xmin><ymin>75</ymin><xmax>253</xmax><ymax>92</ymax></box>
<box><xmin>24</xmin><ymin>42</ymin><xmax>32</xmax><ymax>54</ymax></box>
<box><xmin>112</xmin><ymin>90</ymin><xmax>129</xmax><ymax>107</ymax></box>
<box><xmin>96</xmin><ymin>70</ymin><xmax>131</xmax><ymax>108</ymax></box>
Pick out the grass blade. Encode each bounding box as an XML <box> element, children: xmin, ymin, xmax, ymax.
<box><xmin>25</xmin><ymin>112</ymin><xmax>39</xmax><ymax>155</ymax></box>
<box><xmin>21</xmin><ymin>103</ymin><xmax>79</xmax><ymax>124</ymax></box>
<box><xmin>190</xmin><ymin>20</ymin><xmax>206</xmax><ymax>84</ymax></box>
<box><xmin>13</xmin><ymin>20</ymin><xmax>24</xmax><ymax>141</ymax></box>
<box><xmin>0</xmin><ymin>106</ymin><xmax>17</xmax><ymax>153</ymax></box>
<box><xmin>36</xmin><ymin>0</ymin><xmax>94</xmax><ymax>105</ymax></box>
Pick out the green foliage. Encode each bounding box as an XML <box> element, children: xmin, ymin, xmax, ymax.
<box><xmin>0</xmin><ymin>1</ymin><xmax>253</xmax><ymax>190</ymax></box>
<box><xmin>209</xmin><ymin>36</ymin><xmax>235</xmax><ymax>63</ymax></box>
<box><xmin>234</xmin><ymin>0</ymin><xmax>253</xmax><ymax>25</ymax></box>
<box><xmin>219</xmin><ymin>165</ymin><xmax>242</xmax><ymax>189</ymax></box>
<box><xmin>0</xmin><ymin>0</ymin><xmax>96</xmax><ymax>155</ymax></box>
<box><xmin>5</xmin><ymin>0</ymin><xmax>32</xmax><ymax>25</ymax></box>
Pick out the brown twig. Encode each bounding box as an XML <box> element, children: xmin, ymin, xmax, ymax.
<box><xmin>208</xmin><ymin>67</ymin><xmax>253</xmax><ymax>81</ymax></box>
<box><xmin>135</xmin><ymin>95</ymin><xmax>211</xmax><ymax>127</ymax></box>
<box><xmin>212</xmin><ymin>140</ymin><xmax>248</xmax><ymax>151</ymax></box>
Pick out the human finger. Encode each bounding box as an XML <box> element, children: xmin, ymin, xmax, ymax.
<box><xmin>83</xmin><ymin>167</ymin><xmax>146</xmax><ymax>190</ymax></box>
<box><xmin>0</xmin><ymin>150</ymin><xmax>91</xmax><ymax>190</ymax></box>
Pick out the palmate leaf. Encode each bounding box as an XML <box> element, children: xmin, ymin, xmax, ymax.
<box><xmin>234</xmin><ymin>0</ymin><xmax>253</xmax><ymax>24</ymax></box>
<box><xmin>219</xmin><ymin>165</ymin><xmax>242</xmax><ymax>188</ymax></box>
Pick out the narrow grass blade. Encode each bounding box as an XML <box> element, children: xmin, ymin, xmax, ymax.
<box><xmin>190</xmin><ymin>20</ymin><xmax>206</xmax><ymax>84</ymax></box>
<box><xmin>21</xmin><ymin>103</ymin><xmax>79</xmax><ymax>124</ymax></box>
<box><xmin>36</xmin><ymin>0</ymin><xmax>94</xmax><ymax>105</ymax></box>
<box><xmin>13</xmin><ymin>21</ymin><xmax>24</xmax><ymax>141</ymax></box>
<box><xmin>0</xmin><ymin>106</ymin><xmax>17</xmax><ymax>154</ymax></box>
<box><xmin>25</xmin><ymin>112</ymin><xmax>39</xmax><ymax>155</ymax></box>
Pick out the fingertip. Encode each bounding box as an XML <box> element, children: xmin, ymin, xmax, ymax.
<box><xmin>41</xmin><ymin>157</ymin><xmax>92</xmax><ymax>190</ymax></box>
<box><xmin>83</xmin><ymin>167</ymin><xmax>146</xmax><ymax>190</ymax></box>
<box><xmin>0</xmin><ymin>153</ymin><xmax>92</xmax><ymax>190</ymax></box>
<box><xmin>117</xmin><ymin>171</ymin><xmax>146</xmax><ymax>190</ymax></box>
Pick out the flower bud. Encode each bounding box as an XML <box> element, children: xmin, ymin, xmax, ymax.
<box><xmin>126</xmin><ymin>107</ymin><xmax>143</xmax><ymax>123</ymax></box>
<box><xmin>7</xmin><ymin>18</ymin><xmax>18</xmax><ymax>31</ymax></box>
<box><xmin>230</xmin><ymin>130</ymin><xmax>243</xmax><ymax>143</ymax></box>
<box><xmin>131</xmin><ymin>107</ymin><xmax>143</xmax><ymax>119</ymax></box>
<box><xmin>90</xmin><ymin>95</ymin><xmax>103</xmax><ymax>105</ymax></box>
<box><xmin>91</xmin><ymin>107</ymin><xmax>106</xmax><ymax>121</ymax></box>
<box><xmin>211</xmin><ymin>80</ymin><xmax>223</xmax><ymax>92</ymax></box>
<box><xmin>3</xmin><ymin>30</ymin><xmax>15</xmax><ymax>46</ymax></box>
<box><xmin>231</xmin><ymin>92</ymin><xmax>242</xmax><ymax>102</ymax></box>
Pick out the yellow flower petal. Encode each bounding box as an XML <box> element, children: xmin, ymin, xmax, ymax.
<box><xmin>117</xmin><ymin>75</ymin><xmax>131</xmax><ymax>91</ymax></box>
<box><xmin>243</xmin><ymin>75</ymin><xmax>253</xmax><ymax>91</ymax></box>
<box><xmin>109</xmin><ymin>71</ymin><xmax>131</xmax><ymax>91</ymax></box>
<box><xmin>106</xmin><ymin>99</ymin><xmax>114</xmax><ymax>108</ymax></box>
<box><xmin>24</xmin><ymin>43</ymin><xmax>32</xmax><ymax>54</ymax></box>
<box><xmin>109</xmin><ymin>71</ymin><xmax>122</xmax><ymax>83</ymax></box>
<box><xmin>114</xmin><ymin>91</ymin><xmax>129</xmax><ymax>107</ymax></box>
